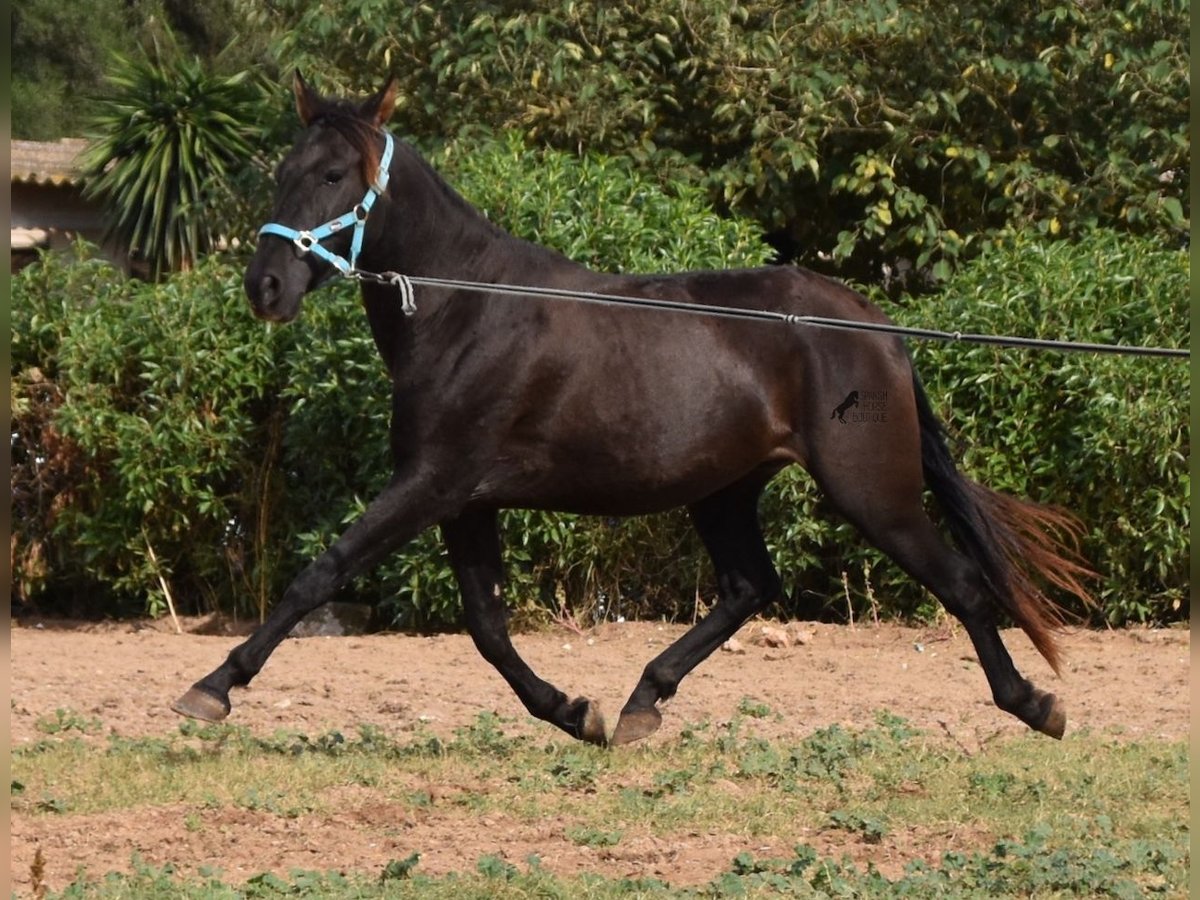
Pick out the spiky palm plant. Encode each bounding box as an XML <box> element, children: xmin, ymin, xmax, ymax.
<box><xmin>82</xmin><ymin>49</ymin><xmax>263</xmax><ymax>276</ymax></box>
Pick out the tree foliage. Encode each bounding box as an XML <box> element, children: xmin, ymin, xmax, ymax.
<box><xmin>16</xmin><ymin>0</ymin><xmax>1188</xmax><ymax>281</ymax></box>
<box><xmin>11</xmin><ymin>0</ymin><xmax>257</xmax><ymax>140</ymax></box>
<box><xmin>80</xmin><ymin>47</ymin><xmax>266</xmax><ymax>276</ymax></box>
<box><xmin>257</xmin><ymin>0</ymin><xmax>1189</xmax><ymax>280</ymax></box>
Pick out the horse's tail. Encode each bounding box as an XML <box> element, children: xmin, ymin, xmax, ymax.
<box><xmin>912</xmin><ymin>372</ymin><xmax>1094</xmax><ymax>674</ymax></box>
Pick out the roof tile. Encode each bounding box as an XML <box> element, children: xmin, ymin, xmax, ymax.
<box><xmin>11</xmin><ymin>138</ymin><xmax>90</xmax><ymax>186</ymax></box>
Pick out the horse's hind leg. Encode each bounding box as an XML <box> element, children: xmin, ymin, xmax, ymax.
<box><xmin>611</xmin><ymin>473</ymin><xmax>781</xmax><ymax>746</ymax></box>
<box><xmin>442</xmin><ymin>507</ymin><xmax>607</xmax><ymax>745</ymax></box>
<box><xmin>811</xmin><ymin>453</ymin><xmax>1066</xmax><ymax>738</ymax></box>
<box><xmin>844</xmin><ymin>508</ymin><xmax>1064</xmax><ymax>736</ymax></box>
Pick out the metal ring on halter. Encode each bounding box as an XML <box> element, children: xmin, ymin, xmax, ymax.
<box><xmin>295</xmin><ymin>232</ymin><xmax>316</xmax><ymax>251</ymax></box>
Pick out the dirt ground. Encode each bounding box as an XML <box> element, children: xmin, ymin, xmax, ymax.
<box><xmin>9</xmin><ymin>615</ymin><xmax>1190</xmax><ymax>892</ymax></box>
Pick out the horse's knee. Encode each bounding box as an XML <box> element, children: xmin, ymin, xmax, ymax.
<box><xmin>715</xmin><ymin>569</ymin><xmax>777</xmax><ymax>616</ymax></box>
<box><xmin>467</xmin><ymin>627</ymin><xmax>511</xmax><ymax>669</ymax></box>
<box><xmin>462</xmin><ymin>597</ymin><xmax>514</xmax><ymax>667</ymax></box>
<box><xmin>930</xmin><ymin>564</ymin><xmax>996</xmax><ymax>624</ymax></box>
<box><xmin>941</xmin><ymin>593</ymin><xmax>988</xmax><ymax>622</ymax></box>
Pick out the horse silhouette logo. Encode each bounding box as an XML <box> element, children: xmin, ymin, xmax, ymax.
<box><xmin>831</xmin><ymin>390</ymin><xmax>859</xmax><ymax>423</ymax></box>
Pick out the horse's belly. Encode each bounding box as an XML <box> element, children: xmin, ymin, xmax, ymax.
<box><xmin>475</xmin><ymin>428</ymin><xmax>794</xmax><ymax>516</ymax></box>
<box><xmin>483</xmin><ymin>472</ymin><xmax>727</xmax><ymax>516</ymax></box>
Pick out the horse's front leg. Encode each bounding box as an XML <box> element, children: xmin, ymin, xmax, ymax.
<box><xmin>172</xmin><ymin>473</ymin><xmax>455</xmax><ymax>722</ymax></box>
<box><xmin>442</xmin><ymin>507</ymin><xmax>608</xmax><ymax>745</ymax></box>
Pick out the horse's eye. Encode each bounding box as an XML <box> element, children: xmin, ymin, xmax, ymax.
<box><xmin>323</xmin><ymin>170</ymin><xmax>344</xmax><ymax>185</ymax></box>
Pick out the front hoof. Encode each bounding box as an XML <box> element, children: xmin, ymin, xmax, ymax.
<box><xmin>171</xmin><ymin>686</ymin><xmax>230</xmax><ymax>723</ymax></box>
<box><xmin>610</xmin><ymin>706</ymin><xmax>662</xmax><ymax>747</ymax></box>
<box><xmin>566</xmin><ymin>697</ymin><xmax>608</xmax><ymax>746</ymax></box>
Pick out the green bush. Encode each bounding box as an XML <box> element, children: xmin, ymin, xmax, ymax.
<box><xmin>11</xmin><ymin>138</ymin><xmax>1186</xmax><ymax>627</ymax></box>
<box><xmin>12</xmin><ymin>249</ymin><xmax>288</xmax><ymax>617</ymax></box>
<box><xmin>433</xmin><ymin>132</ymin><xmax>772</xmax><ymax>274</ymax></box>
<box><xmin>10</xmin><ymin>135</ymin><xmax>768</xmax><ymax>624</ymax></box>
<box><xmin>760</xmin><ymin>230</ymin><xmax>1188</xmax><ymax>627</ymax></box>
<box><xmin>262</xmin><ymin>0</ymin><xmax>1188</xmax><ymax>281</ymax></box>
<box><xmin>887</xmin><ymin>230</ymin><xmax>1189</xmax><ymax>624</ymax></box>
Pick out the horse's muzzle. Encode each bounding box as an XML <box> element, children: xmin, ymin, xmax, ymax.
<box><xmin>244</xmin><ymin>258</ymin><xmax>304</xmax><ymax>323</ymax></box>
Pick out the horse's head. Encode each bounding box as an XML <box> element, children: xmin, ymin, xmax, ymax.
<box><xmin>245</xmin><ymin>72</ymin><xmax>398</xmax><ymax>323</ymax></box>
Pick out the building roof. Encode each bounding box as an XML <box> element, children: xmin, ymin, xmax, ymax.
<box><xmin>11</xmin><ymin>138</ymin><xmax>90</xmax><ymax>186</ymax></box>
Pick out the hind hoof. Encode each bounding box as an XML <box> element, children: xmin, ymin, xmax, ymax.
<box><xmin>610</xmin><ymin>707</ymin><xmax>662</xmax><ymax>747</ymax></box>
<box><xmin>1035</xmin><ymin>693</ymin><xmax>1066</xmax><ymax>740</ymax></box>
<box><xmin>171</xmin><ymin>686</ymin><xmax>230</xmax><ymax>723</ymax></box>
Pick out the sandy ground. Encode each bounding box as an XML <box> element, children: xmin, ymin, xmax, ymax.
<box><xmin>9</xmin><ymin>615</ymin><xmax>1190</xmax><ymax>892</ymax></box>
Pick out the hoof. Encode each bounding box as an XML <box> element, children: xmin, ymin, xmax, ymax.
<box><xmin>565</xmin><ymin>697</ymin><xmax>608</xmax><ymax>746</ymax></box>
<box><xmin>171</xmin><ymin>686</ymin><xmax>230</xmax><ymax>723</ymax></box>
<box><xmin>609</xmin><ymin>706</ymin><xmax>662</xmax><ymax>747</ymax></box>
<box><xmin>575</xmin><ymin>698</ymin><xmax>608</xmax><ymax>747</ymax></box>
<box><xmin>1034</xmin><ymin>693</ymin><xmax>1066</xmax><ymax>740</ymax></box>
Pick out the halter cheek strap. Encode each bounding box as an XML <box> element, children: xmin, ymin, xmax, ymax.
<box><xmin>258</xmin><ymin>131</ymin><xmax>395</xmax><ymax>276</ymax></box>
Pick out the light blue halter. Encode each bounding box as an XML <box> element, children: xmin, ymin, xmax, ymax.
<box><xmin>258</xmin><ymin>130</ymin><xmax>396</xmax><ymax>277</ymax></box>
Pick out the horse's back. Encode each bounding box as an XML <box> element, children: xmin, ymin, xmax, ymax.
<box><xmin>461</xmin><ymin>264</ymin><xmax>918</xmax><ymax>514</ymax></box>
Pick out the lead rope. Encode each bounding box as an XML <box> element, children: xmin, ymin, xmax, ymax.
<box><xmin>353</xmin><ymin>271</ymin><xmax>1189</xmax><ymax>359</ymax></box>
<box><xmin>258</xmin><ymin>132</ymin><xmax>1186</xmax><ymax>356</ymax></box>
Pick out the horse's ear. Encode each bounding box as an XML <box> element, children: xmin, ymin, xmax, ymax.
<box><xmin>293</xmin><ymin>70</ymin><xmax>321</xmax><ymax>126</ymax></box>
<box><xmin>360</xmin><ymin>76</ymin><xmax>399</xmax><ymax>127</ymax></box>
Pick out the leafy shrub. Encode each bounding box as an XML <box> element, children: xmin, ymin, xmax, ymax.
<box><xmin>763</xmin><ymin>229</ymin><xmax>1187</xmax><ymax>626</ymax></box>
<box><xmin>12</xmin><ymin>247</ymin><xmax>289</xmax><ymax>617</ymax></box>
<box><xmin>433</xmin><ymin>132</ymin><xmax>771</xmax><ymax>274</ymax></box>
<box><xmin>890</xmin><ymin>229</ymin><xmax>1189</xmax><ymax>623</ymax></box>
<box><xmin>262</xmin><ymin>0</ymin><xmax>1188</xmax><ymax>281</ymax></box>
<box><xmin>12</xmin><ymin>140</ymin><xmax>1186</xmax><ymax>626</ymax></box>
<box><xmin>10</xmin><ymin>135</ymin><xmax>768</xmax><ymax>624</ymax></box>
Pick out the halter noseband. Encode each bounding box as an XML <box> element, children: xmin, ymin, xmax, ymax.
<box><xmin>258</xmin><ymin>130</ymin><xmax>395</xmax><ymax>276</ymax></box>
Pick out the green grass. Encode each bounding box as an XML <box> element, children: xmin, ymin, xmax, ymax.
<box><xmin>12</xmin><ymin>710</ymin><xmax>1188</xmax><ymax>898</ymax></box>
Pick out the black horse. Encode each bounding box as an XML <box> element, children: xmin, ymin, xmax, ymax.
<box><xmin>173</xmin><ymin>75</ymin><xmax>1092</xmax><ymax>746</ymax></box>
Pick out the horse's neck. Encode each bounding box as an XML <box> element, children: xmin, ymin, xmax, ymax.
<box><xmin>360</xmin><ymin>146</ymin><xmax>591</xmax><ymax>371</ymax></box>
<box><xmin>373</xmin><ymin>147</ymin><xmax>583</xmax><ymax>286</ymax></box>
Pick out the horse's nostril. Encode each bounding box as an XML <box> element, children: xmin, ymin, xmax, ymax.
<box><xmin>260</xmin><ymin>274</ymin><xmax>281</xmax><ymax>304</ymax></box>
<box><xmin>245</xmin><ymin>267</ymin><xmax>280</xmax><ymax>306</ymax></box>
